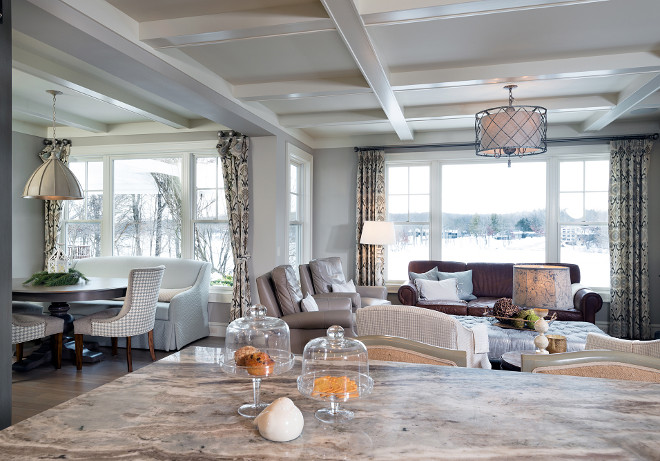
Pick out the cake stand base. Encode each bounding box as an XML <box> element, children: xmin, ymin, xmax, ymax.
<box><xmin>238</xmin><ymin>402</ymin><xmax>269</xmax><ymax>418</ymax></box>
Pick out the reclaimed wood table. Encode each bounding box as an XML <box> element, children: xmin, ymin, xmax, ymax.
<box><xmin>1</xmin><ymin>346</ymin><xmax>659</xmax><ymax>459</ymax></box>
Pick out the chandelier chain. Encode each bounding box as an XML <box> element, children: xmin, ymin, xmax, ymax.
<box><xmin>51</xmin><ymin>92</ymin><xmax>57</xmax><ymax>140</ymax></box>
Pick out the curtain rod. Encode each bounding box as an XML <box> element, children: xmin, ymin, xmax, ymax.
<box><xmin>353</xmin><ymin>133</ymin><xmax>659</xmax><ymax>152</ymax></box>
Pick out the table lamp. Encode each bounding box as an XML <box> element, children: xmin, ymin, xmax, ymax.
<box><xmin>512</xmin><ymin>264</ymin><xmax>572</xmax><ymax>354</ymax></box>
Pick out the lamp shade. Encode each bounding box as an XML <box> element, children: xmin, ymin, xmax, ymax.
<box><xmin>23</xmin><ymin>152</ymin><xmax>83</xmax><ymax>200</ymax></box>
<box><xmin>360</xmin><ymin>221</ymin><xmax>395</xmax><ymax>245</ymax></box>
<box><xmin>512</xmin><ymin>264</ymin><xmax>572</xmax><ymax>309</ymax></box>
<box><xmin>477</xmin><ymin>108</ymin><xmax>545</xmax><ymax>156</ymax></box>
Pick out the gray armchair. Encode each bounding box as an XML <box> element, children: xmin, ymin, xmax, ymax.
<box><xmin>256</xmin><ymin>265</ymin><xmax>356</xmax><ymax>353</ymax></box>
<box><xmin>299</xmin><ymin>257</ymin><xmax>390</xmax><ymax>311</ymax></box>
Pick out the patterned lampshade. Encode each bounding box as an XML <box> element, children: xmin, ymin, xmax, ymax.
<box><xmin>512</xmin><ymin>264</ymin><xmax>572</xmax><ymax>309</ymax></box>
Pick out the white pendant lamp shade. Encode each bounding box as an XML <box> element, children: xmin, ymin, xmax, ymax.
<box><xmin>23</xmin><ymin>150</ymin><xmax>83</xmax><ymax>200</ymax></box>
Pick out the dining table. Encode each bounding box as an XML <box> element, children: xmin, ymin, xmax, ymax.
<box><xmin>12</xmin><ymin>277</ymin><xmax>128</xmax><ymax>370</ymax></box>
<box><xmin>1</xmin><ymin>346</ymin><xmax>659</xmax><ymax>459</ymax></box>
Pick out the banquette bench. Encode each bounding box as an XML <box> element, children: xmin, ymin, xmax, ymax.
<box><xmin>398</xmin><ymin>261</ymin><xmax>603</xmax><ymax>324</ymax></box>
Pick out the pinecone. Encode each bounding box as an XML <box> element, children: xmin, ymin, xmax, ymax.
<box><xmin>492</xmin><ymin>297</ymin><xmax>520</xmax><ymax>319</ymax></box>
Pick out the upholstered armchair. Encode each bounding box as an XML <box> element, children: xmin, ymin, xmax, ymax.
<box><xmin>299</xmin><ymin>257</ymin><xmax>390</xmax><ymax>311</ymax></box>
<box><xmin>355</xmin><ymin>305</ymin><xmax>491</xmax><ymax>369</ymax></box>
<box><xmin>256</xmin><ymin>265</ymin><xmax>356</xmax><ymax>353</ymax></box>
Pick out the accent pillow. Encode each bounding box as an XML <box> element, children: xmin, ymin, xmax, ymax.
<box><xmin>309</xmin><ymin>257</ymin><xmax>346</xmax><ymax>293</ymax></box>
<box><xmin>158</xmin><ymin>286</ymin><xmax>192</xmax><ymax>302</ymax></box>
<box><xmin>437</xmin><ymin>270</ymin><xmax>477</xmax><ymax>301</ymax></box>
<box><xmin>332</xmin><ymin>279</ymin><xmax>357</xmax><ymax>293</ymax></box>
<box><xmin>409</xmin><ymin>267</ymin><xmax>439</xmax><ymax>281</ymax></box>
<box><xmin>300</xmin><ymin>293</ymin><xmax>319</xmax><ymax>312</ymax></box>
<box><xmin>271</xmin><ymin>265</ymin><xmax>303</xmax><ymax>315</ymax></box>
<box><xmin>414</xmin><ymin>278</ymin><xmax>461</xmax><ymax>301</ymax></box>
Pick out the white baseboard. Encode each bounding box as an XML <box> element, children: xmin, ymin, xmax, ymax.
<box><xmin>209</xmin><ymin>322</ymin><xmax>227</xmax><ymax>337</ymax></box>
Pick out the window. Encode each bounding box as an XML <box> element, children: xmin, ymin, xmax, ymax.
<box><xmin>442</xmin><ymin>162</ymin><xmax>546</xmax><ymax>263</ymax></box>
<box><xmin>113</xmin><ymin>157</ymin><xmax>182</xmax><ymax>257</ymax></box>
<box><xmin>287</xmin><ymin>145</ymin><xmax>312</xmax><ymax>268</ymax></box>
<box><xmin>64</xmin><ymin>160</ymin><xmax>103</xmax><ymax>258</ymax></box>
<box><xmin>386</xmin><ymin>164</ymin><xmax>431</xmax><ymax>281</ymax></box>
<box><xmin>194</xmin><ymin>156</ymin><xmax>233</xmax><ymax>286</ymax></box>
<box><xmin>559</xmin><ymin>160</ymin><xmax>609</xmax><ymax>287</ymax></box>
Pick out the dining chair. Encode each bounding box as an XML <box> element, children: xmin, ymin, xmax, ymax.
<box><xmin>73</xmin><ymin>265</ymin><xmax>165</xmax><ymax>372</ymax></box>
<box><xmin>585</xmin><ymin>333</ymin><xmax>660</xmax><ymax>358</ymax></box>
<box><xmin>359</xmin><ymin>335</ymin><xmax>467</xmax><ymax>367</ymax></box>
<box><xmin>521</xmin><ymin>350</ymin><xmax>660</xmax><ymax>383</ymax></box>
<box><xmin>12</xmin><ymin>313</ymin><xmax>65</xmax><ymax>369</ymax></box>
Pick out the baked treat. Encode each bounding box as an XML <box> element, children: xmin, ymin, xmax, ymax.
<box><xmin>244</xmin><ymin>351</ymin><xmax>275</xmax><ymax>377</ymax></box>
<box><xmin>312</xmin><ymin>375</ymin><xmax>358</xmax><ymax>399</ymax></box>
<box><xmin>234</xmin><ymin>346</ymin><xmax>259</xmax><ymax>366</ymax></box>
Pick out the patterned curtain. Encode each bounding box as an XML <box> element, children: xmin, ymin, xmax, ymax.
<box><xmin>355</xmin><ymin>149</ymin><xmax>386</xmax><ymax>286</ymax></box>
<box><xmin>218</xmin><ymin>131</ymin><xmax>251</xmax><ymax>321</ymax></box>
<box><xmin>608</xmin><ymin>139</ymin><xmax>653</xmax><ymax>339</ymax></box>
<box><xmin>41</xmin><ymin>140</ymin><xmax>71</xmax><ymax>269</ymax></box>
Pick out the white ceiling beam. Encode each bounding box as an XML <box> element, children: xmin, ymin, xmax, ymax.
<box><xmin>13</xmin><ymin>95</ymin><xmax>108</xmax><ymax>133</ymax></box>
<box><xmin>140</xmin><ymin>4</ymin><xmax>333</xmax><ymax>48</ymax></box>
<box><xmin>583</xmin><ymin>73</ymin><xmax>660</xmax><ymax>131</ymax></box>
<box><xmin>280</xmin><ymin>95</ymin><xmax>612</xmax><ymax>128</ymax></box>
<box><xmin>360</xmin><ymin>0</ymin><xmax>609</xmax><ymax>25</ymax></box>
<box><xmin>321</xmin><ymin>0</ymin><xmax>412</xmax><ymax>140</ymax></box>
<box><xmin>234</xmin><ymin>77</ymin><xmax>371</xmax><ymax>101</ymax></box>
<box><xmin>13</xmin><ymin>48</ymin><xmax>190</xmax><ymax>129</ymax></box>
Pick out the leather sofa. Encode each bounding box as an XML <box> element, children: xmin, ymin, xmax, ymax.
<box><xmin>256</xmin><ymin>266</ymin><xmax>356</xmax><ymax>353</ymax></box>
<box><xmin>398</xmin><ymin>261</ymin><xmax>603</xmax><ymax>324</ymax></box>
<box><xmin>66</xmin><ymin>256</ymin><xmax>211</xmax><ymax>351</ymax></box>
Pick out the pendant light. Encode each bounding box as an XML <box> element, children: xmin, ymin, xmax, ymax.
<box><xmin>475</xmin><ymin>85</ymin><xmax>547</xmax><ymax>167</ymax></box>
<box><xmin>23</xmin><ymin>90</ymin><xmax>83</xmax><ymax>200</ymax></box>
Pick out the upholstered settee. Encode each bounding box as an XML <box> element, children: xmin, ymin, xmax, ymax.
<box><xmin>66</xmin><ymin>256</ymin><xmax>211</xmax><ymax>351</ymax></box>
<box><xmin>398</xmin><ymin>261</ymin><xmax>603</xmax><ymax>324</ymax></box>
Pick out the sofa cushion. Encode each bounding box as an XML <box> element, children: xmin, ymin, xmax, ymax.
<box><xmin>309</xmin><ymin>257</ymin><xmax>346</xmax><ymax>294</ymax></box>
<box><xmin>271</xmin><ymin>265</ymin><xmax>303</xmax><ymax>315</ymax></box>
<box><xmin>466</xmin><ymin>262</ymin><xmax>514</xmax><ymax>298</ymax></box>
<box><xmin>158</xmin><ymin>286</ymin><xmax>191</xmax><ymax>302</ymax></box>
<box><xmin>415</xmin><ymin>278</ymin><xmax>460</xmax><ymax>301</ymax></box>
<box><xmin>409</xmin><ymin>267</ymin><xmax>439</xmax><ymax>281</ymax></box>
<box><xmin>438</xmin><ymin>270</ymin><xmax>477</xmax><ymax>301</ymax></box>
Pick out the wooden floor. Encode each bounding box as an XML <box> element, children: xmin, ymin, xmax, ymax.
<box><xmin>11</xmin><ymin>336</ymin><xmax>224</xmax><ymax>425</ymax></box>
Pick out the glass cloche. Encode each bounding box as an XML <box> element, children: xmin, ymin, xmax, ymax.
<box><xmin>221</xmin><ymin>304</ymin><xmax>295</xmax><ymax>417</ymax></box>
<box><xmin>297</xmin><ymin>325</ymin><xmax>373</xmax><ymax>423</ymax></box>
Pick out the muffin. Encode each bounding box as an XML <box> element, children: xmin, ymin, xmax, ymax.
<box><xmin>234</xmin><ymin>346</ymin><xmax>259</xmax><ymax>366</ymax></box>
<box><xmin>244</xmin><ymin>351</ymin><xmax>275</xmax><ymax>376</ymax></box>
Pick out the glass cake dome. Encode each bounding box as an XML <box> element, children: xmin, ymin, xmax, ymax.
<box><xmin>297</xmin><ymin>325</ymin><xmax>373</xmax><ymax>423</ymax></box>
<box><xmin>221</xmin><ymin>304</ymin><xmax>294</xmax><ymax>417</ymax></box>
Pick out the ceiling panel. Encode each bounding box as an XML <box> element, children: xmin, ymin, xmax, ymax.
<box><xmin>262</xmin><ymin>92</ymin><xmax>381</xmax><ymax>114</ymax></box>
<box><xmin>181</xmin><ymin>30</ymin><xmax>360</xmax><ymax>84</ymax></box>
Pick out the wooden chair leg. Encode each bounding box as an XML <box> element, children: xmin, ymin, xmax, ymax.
<box><xmin>126</xmin><ymin>336</ymin><xmax>133</xmax><ymax>373</ymax></box>
<box><xmin>52</xmin><ymin>333</ymin><xmax>63</xmax><ymax>369</ymax></box>
<box><xmin>74</xmin><ymin>334</ymin><xmax>84</xmax><ymax>370</ymax></box>
<box><xmin>111</xmin><ymin>337</ymin><xmax>118</xmax><ymax>356</ymax></box>
<box><xmin>15</xmin><ymin>343</ymin><xmax>23</xmax><ymax>362</ymax></box>
<box><xmin>148</xmin><ymin>330</ymin><xmax>156</xmax><ymax>362</ymax></box>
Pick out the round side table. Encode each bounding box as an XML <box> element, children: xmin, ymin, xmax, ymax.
<box><xmin>500</xmin><ymin>350</ymin><xmax>538</xmax><ymax>371</ymax></box>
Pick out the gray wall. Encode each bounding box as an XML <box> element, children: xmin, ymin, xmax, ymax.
<box><xmin>311</xmin><ymin>147</ymin><xmax>358</xmax><ymax>280</ymax></box>
<box><xmin>12</xmin><ymin>132</ymin><xmax>45</xmax><ymax>277</ymax></box>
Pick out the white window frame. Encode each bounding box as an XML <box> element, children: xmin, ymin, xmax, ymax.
<box><xmin>384</xmin><ymin>146</ymin><xmax>609</xmax><ymax>298</ymax></box>
<box><xmin>286</xmin><ymin>143</ymin><xmax>313</xmax><ymax>267</ymax></box>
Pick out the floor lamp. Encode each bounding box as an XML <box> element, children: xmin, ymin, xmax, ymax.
<box><xmin>359</xmin><ymin>221</ymin><xmax>396</xmax><ymax>286</ymax></box>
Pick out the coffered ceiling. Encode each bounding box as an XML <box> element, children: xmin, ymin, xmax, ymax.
<box><xmin>11</xmin><ymin>0</ymin><xmax>660</xmax><ymax>148</ymax></box>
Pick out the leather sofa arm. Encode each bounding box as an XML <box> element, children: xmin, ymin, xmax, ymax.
<box><xmin>313</xmin><ymin>296</ymin><xmax>352</xmax><ymax>311</ymax></box>
<box><xmin>398</xmin><ymin>280</ymin><xmax>418</xmax><ymax>306</ymax></box>
<box><xmin>313</xmin><ymin>292</ymin><xmax>361</xmax><ymax>310</ymax></box>
<box><xmin>281</xmin><ymin>310</ymin><xmax>354</xmax><ymax>330</ymax></box>
<box><xmin>356</xmin><ymin>285</ymin><xmax>387</xmax><ymax>300</ymax></box>
<box><xmin>571</xmin><ymin>283</ymin><xmax>603</xmax><ymax>324</ymax></box>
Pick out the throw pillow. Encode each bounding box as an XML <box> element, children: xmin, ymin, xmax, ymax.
<box><xmin>414</xmin><ymin>277</ymin><xmax>461</xmax><ymax>301</ymax></box>
<box><xmin>409</xmin><ymin>267</ymin><xmax>439</xmax><ymax>281</ymax></box>
<box><xmin>271</xmin><ymin>265</ymin><xmax>303</xmax><ymax>315</ymax></box>
<box><xmin>437</xmin><ymin>270</ymin><xmax>477</xmax><ymax>301</ymax></box>
<box><xmin>331</xmin><ymin>279</ymin><xmax>357</xmax><ymax>293</ymax></box>
<box><xmin>309</xmin><ymin>257</ymin><xmax>346</xmax><ymax>293</ymax></box>
<box><xmin>158</xmin><ymin>286</ymin><xmax>192</xmax><ymax>302</ymax></box>
<box><xmin>300</xmin><ymin>293</ymin><xmax>319</xmax><ymax>312</ymax></box>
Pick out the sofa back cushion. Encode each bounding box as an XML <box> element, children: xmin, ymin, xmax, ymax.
<box><xmin>466</xmin><ymin>262</ymin><xmax>514</xmax><ymax>298</ymax></box>
<box><xmin>309</xmin><ymin>257</ymin><xmax>346</xmax><ymax>294</ymax></box>
<box><xmin>72</xmin><ymin>256</ymin><xmax>205</xmax><ymax>289</ymax></box>
<box><xmin>271</xmin><ymin>265</ymin><xmax>303</xmax><ymax>315</ymax></box>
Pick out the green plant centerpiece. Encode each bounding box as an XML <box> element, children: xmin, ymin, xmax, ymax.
<box><xmin>24</xmin><ymin>268</ymin><xmax>89</xmax><ymax>287</ymax></box>
<box><xmin>490</xmin><ymin>298</ymin><xmax>542</xmax><ymax>330</ymax></box>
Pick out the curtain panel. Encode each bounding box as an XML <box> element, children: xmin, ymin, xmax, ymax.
<box><xmin>355</xmin><ymin>149</ymin><xmax>386</xmax><ymax>286</ymax></box>
<box><xmin>41</xmin><ymin>140</ymin><xmax>71</xmax><ymax>269</ymax></box>
<box><xmin>218</xmin><ymin>131</ymin><xmax>251</xmax><ymax>321</ymax></box>
<box><xmin>608</xmin><ymin>139</ymin><xmax>653</xmax><ymax>339</ymax></box>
